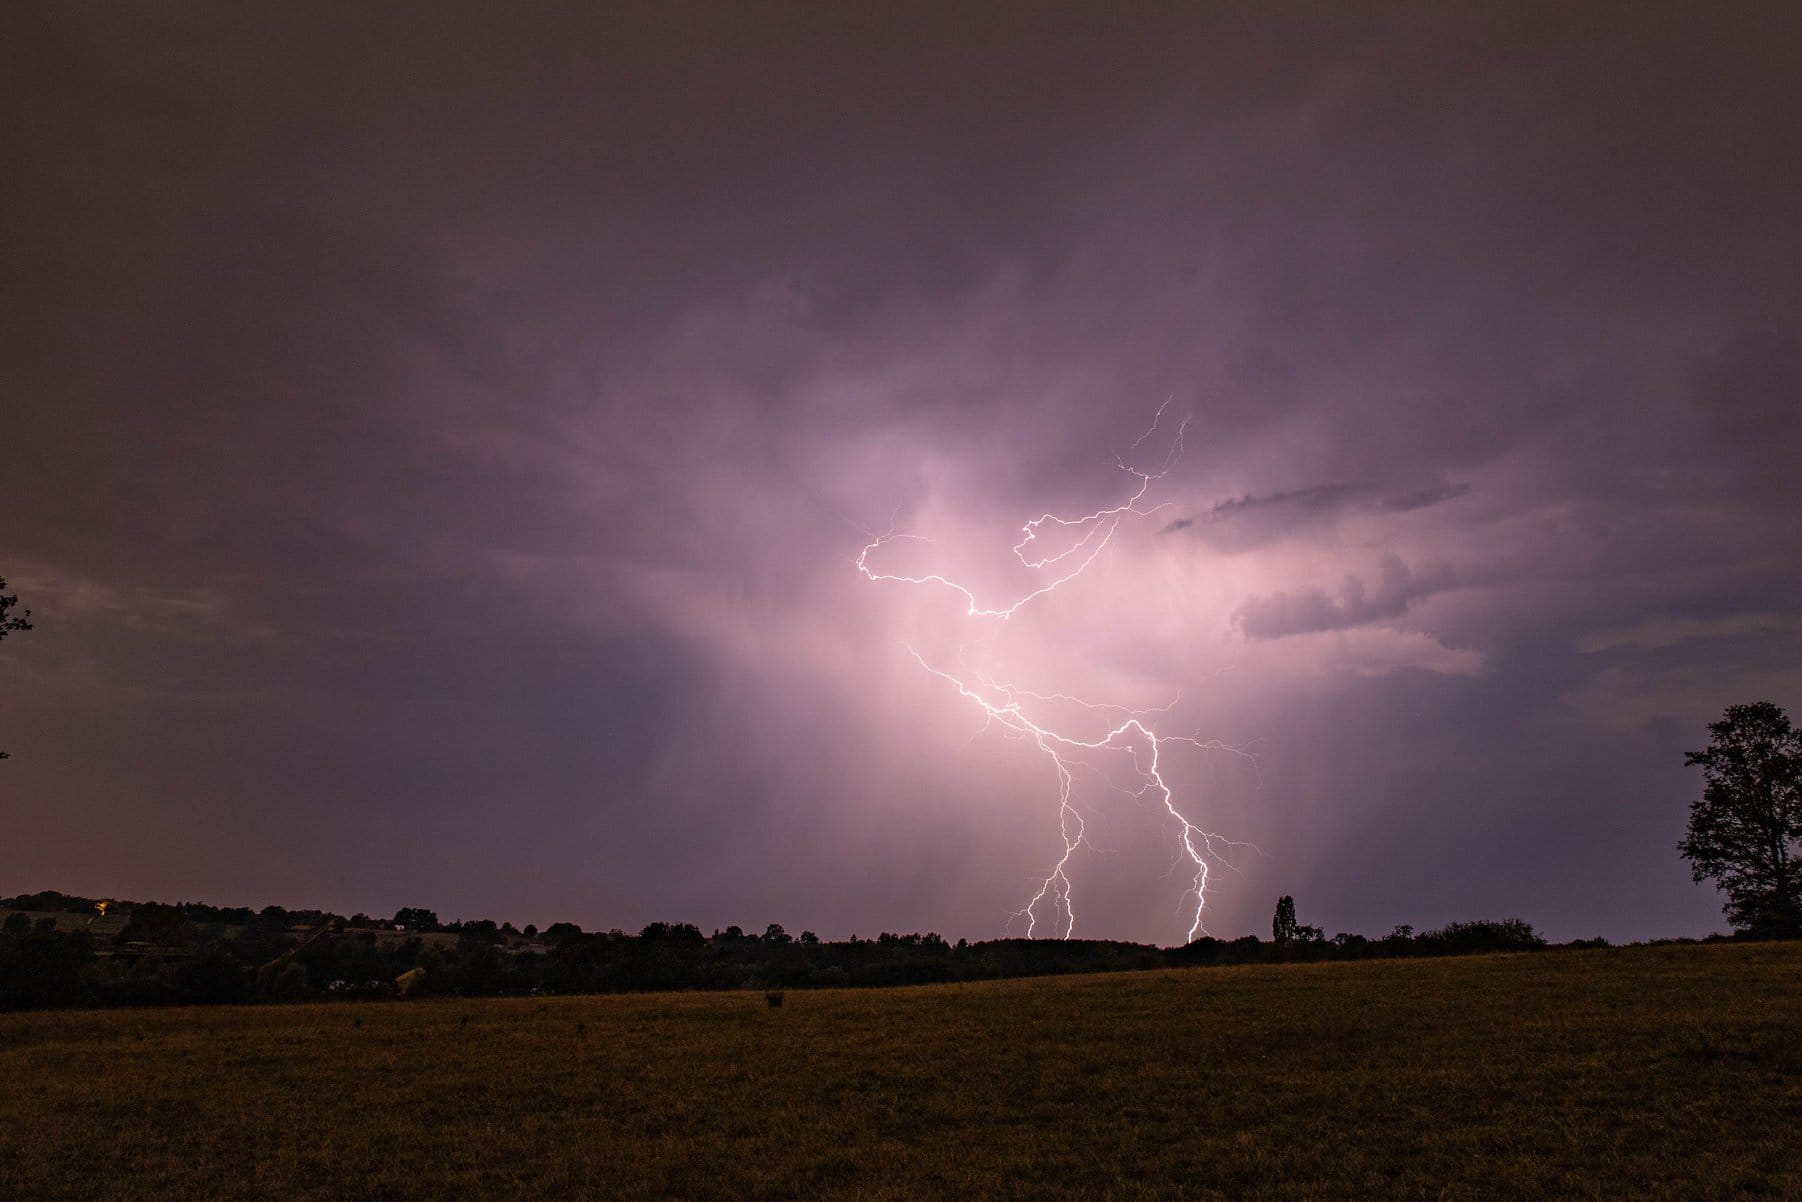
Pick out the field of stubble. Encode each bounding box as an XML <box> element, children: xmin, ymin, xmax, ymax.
<box><xmin>2</xmin><ymin>942</ymin><xmax>1797</xmax><ymax>1200</ymax></box>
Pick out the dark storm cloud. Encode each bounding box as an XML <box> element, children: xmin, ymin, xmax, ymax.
<box><xmin>1156</xmin><ymin>484</ymin><xmax>1362</xmax><ymax>551</ymax></box>
<box><xmin>1234</xmin><ymin>556</ymin><xmax>1458</xmax><ymax>641</ymax></box>
<box><xmin>1159</xmin><ymin>481</ymin><xmax>1469</xmax><ymax>549</ymax></box>
<box><xmin>1374</xmin><ymin>483</ymin><xmax>1472</xmax><ymax>514</ymax></box>
<box><xmin>2</xmin><ymin>2</ymin><xmax>1799</xmax><ymax>942</ymax></box>
<box><xmin>1211</xmin><ymin>485</ymin><xmax>1364</xmax><ymax>519</ymax></box>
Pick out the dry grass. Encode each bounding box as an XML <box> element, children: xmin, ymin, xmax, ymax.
<box><xmin>2</xmin><ymin>942</ymin><xmax>1797</xmax><ymax>1200</ymax></box>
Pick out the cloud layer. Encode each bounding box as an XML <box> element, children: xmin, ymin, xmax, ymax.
<box><xmin>2</xmin><ymin>4</ymin><xmax>1798</xmax><ymax>942</ymax></box>
<box><xmin>1236</xmin><ymin>555</ymin><xmax>1457</xmax><ymax>640</ymax></box>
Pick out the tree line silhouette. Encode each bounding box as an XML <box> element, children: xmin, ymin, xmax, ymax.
<box><xmin>0</xmin><ymin>887</ymin><xmax>1589</xmax><ymax>1012</ymax></box>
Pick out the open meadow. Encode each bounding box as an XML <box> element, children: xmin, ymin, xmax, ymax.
<box><xmin>2</xmin><ymin>942</ymin><xmax>1797</xmax><ymax>1200</ymax></box>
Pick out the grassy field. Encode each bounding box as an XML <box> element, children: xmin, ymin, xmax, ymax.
<box><xmin>1</xmin><ymin>942</ymin><xmax>1797</xmax><ymax>1200</ymax></box>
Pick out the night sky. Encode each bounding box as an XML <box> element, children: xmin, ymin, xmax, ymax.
<box><xmin>4</xmin><ymin>4</ymin><xmax>1799</xmax><ymax>944</ymax></box>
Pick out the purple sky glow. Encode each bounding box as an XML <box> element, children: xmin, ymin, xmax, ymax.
<box><xmin>3</xmin><ymin>3</ymin><xmax>1799</xmax><ymax>943</ymax></box>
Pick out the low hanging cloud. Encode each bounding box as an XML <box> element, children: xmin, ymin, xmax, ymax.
<box><xmin>1373</xmin><ymin>481</ymin><xmax>1473</xmax><ymax>513</ymax></box>
<box><xmin>1209</xmin><ymin>483</ymin><xmax>1365</xmax><ymax>521</ymax></box>
<box><xmin>1234</xmin><ymin>555</ymin><xmax>1458</xmax><ymax>641</ymax></box>
<box><xmin>1161</xmin><ymin>480</ymin><xmax>1470</xmax><ymax>550</ymax></box>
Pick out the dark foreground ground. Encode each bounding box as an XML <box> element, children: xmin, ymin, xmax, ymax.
<box><xmin>2</xmin><ymin>942</ymin><xmax>1797</xmax><ymax>1200</ymax></box>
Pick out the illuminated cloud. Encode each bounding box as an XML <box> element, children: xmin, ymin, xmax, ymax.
<box><xmin>1235</xmin><ymin>556</ymin><xmax>1458</xmax><ymax>641</ymax></box>
<box><xmin>1</xmin><ymin>5</ymin><xmax>1796</xmax><ymax>943</ymax></box>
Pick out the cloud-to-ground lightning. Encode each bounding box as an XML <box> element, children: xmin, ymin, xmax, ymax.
<box><xmin>859</xmin><ymin>407</ymin><xmax>1252</xmax><ymax>942</ymax></box>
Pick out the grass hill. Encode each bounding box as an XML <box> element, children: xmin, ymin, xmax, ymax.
<box><xmin>2</xmin><ymin>941</ymin><xmax>1796</xmax><ymax>1199</ymax></box>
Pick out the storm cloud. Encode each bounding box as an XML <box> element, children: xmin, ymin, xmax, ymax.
<box><xmin>1375</xmin><ymin>483</ymin><xmax>1472</xmax><ymax>514</ymax></box>
<box><xmin>1234</xmin><ymin>556</ymin><xmax>1459</xmax><ymax>641</ymax></box>
<box><xmin>2</xmin><ymin>3</ymin><xmax>1799</xmax><ymax>943</ymax></box>
<box><xmin>1162</xmin><ymin>480</ymin><xmax>1471</xmax><ymax>551</ymax></box>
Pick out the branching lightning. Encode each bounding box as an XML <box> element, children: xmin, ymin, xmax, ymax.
<box><xmin>858</xmin><ymin>406</ymin><xmax>1253</xmax><ymax>942</ymax></box>
<box><xmin>855</xmin><ymin>407</ymin><xmax>1187</xmax><ymax>620</ymax></box>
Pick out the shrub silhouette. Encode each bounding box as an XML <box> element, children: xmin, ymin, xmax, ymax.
<box><xmin>1417</xmin><ymin>919</ymin><xmax>1545</xmax><ymax>955</ymax></box>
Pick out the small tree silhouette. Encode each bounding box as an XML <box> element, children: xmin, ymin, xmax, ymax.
<box><xmin>0</xmin><ymin>576</ymin><xmax>32</xmax><ymax>761</ymax></box>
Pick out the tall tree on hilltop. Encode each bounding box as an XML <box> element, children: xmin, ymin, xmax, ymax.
<box><xmin>1679</xmin><ymin>702</ymin><xmax>1802</xmax><ymax>938</ymax></box>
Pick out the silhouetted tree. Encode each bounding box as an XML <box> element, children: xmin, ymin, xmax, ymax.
<box><xmin>392</xmin><ymin>907</ymin><xmax>439</xmax><ymax>931</ymax></box>
<box><xmin>0</xmin><ymin>576</ymin><xmax>32</xmax><ymax>760</ymax></box>
<box><xmin>458</xmin><ymin>919</ymin><xmax>503</xmax><ymax>947</ymax></box>
<box><xmin>1679</xmin><ymin>702</ymin><xmax>1802</xmax><ymax>937</ymax></box>
<box><xmin>542</xmin><ymin>921</ymin><xmax>582</xmax><ymax>946</ymax></box>
<box><xmin>1272</xmin><ymin>896</ymin><xmax>1297</xmax><ymax>948</ymax></box>
<box><xmin>1</xmin><ymin>891</ymin><xmax>97</xmax><ymax>914</ymax></box>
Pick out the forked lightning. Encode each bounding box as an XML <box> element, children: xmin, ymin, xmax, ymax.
<box><xmin>858</xmin><ymin>407</ymin><xmax>1248</xmax><ymax>941</ymax></box>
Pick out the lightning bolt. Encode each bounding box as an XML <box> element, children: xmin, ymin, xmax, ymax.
<box><xmin>859</xmin><ymin>406</ymin><xmax>1253</xmax><ymax>942</ymax></box>
<box><xmin>855</xmin><ymin>405</ymin><xmax>1187</xmax><ymax>619</ymax></box>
